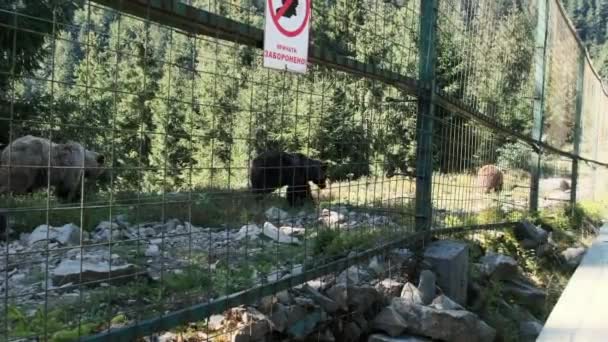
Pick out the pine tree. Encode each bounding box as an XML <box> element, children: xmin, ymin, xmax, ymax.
<box><xmin>146</xmin><ymin>31</ymin><xmax>198</xmax><ymax>191</ymax></box>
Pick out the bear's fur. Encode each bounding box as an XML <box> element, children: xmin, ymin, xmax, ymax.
<box><xmin>477</xmin><ymin>164</ymin><xmax>503</xmax><ymax>193</ymax></box>
<box><xmin>0</xmin><ymin>135</ymin><xmax>105</xmax><ymax>202</ymax></box>
<box><xmin>250</xmin><ymin>151</ymin><xmax>327</xmax><ymax>206</ymax></box>
<box><xmin>560</xmin><ymin>179</ymin><xmax>571</xmax><ymax>192</ymax></box>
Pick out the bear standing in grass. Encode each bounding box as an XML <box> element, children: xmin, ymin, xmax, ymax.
<box><xmin>477</xmin><ymin>164</ymin><xmax>503</xmax><ymax>193</ymax></box>
<box><xmin>0</xmin><ymin>135</ymin><xmax>105</xmax><ymax>202</ymax></box>
<box><xmin>250</xmin><ymin>151</ymin><xmax>327</xmax><ymax>206</ymax></box>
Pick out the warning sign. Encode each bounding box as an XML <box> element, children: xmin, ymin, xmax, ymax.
<box><xmin>263</xmin><ymin>0</ymin><xmax>311</xmax><ymax>73</ymax></box>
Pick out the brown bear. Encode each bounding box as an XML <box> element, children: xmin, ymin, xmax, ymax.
<box><xmin>0</xmin><ymin>135</ymin><xmax>105</xmax><ymax>202</ymax></box>
<box><xmin>250</xmin><ymin>151</ymin><xmax>327</xmax><ymax>206</ymax></box>
<box><xmin>477</xmin><ymin>164</ymin><xmax>503</xmax><ymax>193</ymax></box>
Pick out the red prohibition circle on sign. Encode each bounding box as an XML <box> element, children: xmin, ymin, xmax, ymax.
<box><xmin>268</xmin><ymin>0</ymin><xmax>311</xmax><ymax>37</ymax></box>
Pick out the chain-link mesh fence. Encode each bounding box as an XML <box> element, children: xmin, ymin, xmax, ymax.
<box><xmin>0</xmin><ymin>0</ymin><xmax>607</xmax><ymax>340</ymax></box>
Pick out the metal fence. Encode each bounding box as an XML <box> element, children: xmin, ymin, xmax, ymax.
<box><xmin>0</xmin><ymin>0</ymin><xmax>607</xmax><ymax>340</ymax></box>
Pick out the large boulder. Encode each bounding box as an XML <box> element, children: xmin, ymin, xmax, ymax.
<box><xmin>265</xmin><ymin>207</ymin><xmax>289</xmax><ymax>222</ymax></box>
<box><xmin>373</xmin><ymin>306</ymin><xmax>409</xmax><ymax>337</ymax></box>
<box><xmin>430</xmin><ymin>295</ymin><xmax>465</xmax><ymax>311</ymax></box>
<box><xmin>304</xmin><ymin>284</ymin><xmax>339</xmax><ymax>313</ymax></box>
<box><xmin>519</xmin><ymin>320</ymin><xmax>543</xmax><ymax>342</ymax></box>
<box><xmin>400</xmin><ymin>283</ymin><xmax>424</xmax><ymax>305</ymax></box>
<box><xmin>51</xmin><ymin>249</ymin><xmax>136</xmax><ymax>286</ymax></box>
<box><xmin>417</xmin><ymin>270</ymin><xmax>436</xmax><ymax>305</ymax></box>
<box><xmin>561</xmin><ymin>247</ymin><xmax>586</xmax><ymax>269</ymax></box>
<box><xmin>263</xmin><ymin>222</ymin><xmax>300</xmax><ymax>244</ymax></box>
<box><xmin>423</xmin><ymin>240</ymin><xmax>469</xmax><ymax>304</ymax></box>
<box><xmin>389</xmin><ymin>298</ymin><xmax>496</xmax><ymax>342</ymax></box>
<box><xmin>502</xmin><ymin>278</ymin><xmax>547</xmax><ymax>309</ymax></box>
<box><xmin>515</xmin><ymin>220</ymin><xmax>548</xmax><ymax>245</ymax></box>
<box><xmin>28</xmin><ymin>223</ymin><xmax>82</xmax><ymax>246</ymax></box>
<box><xmin>479</xmin><ymin>253</ymin><xmax>519</xmax><ymax>280</ymax></box>
<box><xmin>347</xmin><ymin>285</ymin><xmax>382</xmax><ymax>313</ymax></box>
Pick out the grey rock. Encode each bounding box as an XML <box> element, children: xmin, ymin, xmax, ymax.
<box><xmin>326</xmin><ymin>283</ymin><xmax>348</xmax><ymax>310</ymax></box>
<box><xmin>150</xmin><ymin>238</ymin><xmax>163</xmax><ymax>245</ymax></box>
<box><xmin>263</xmin><ymin>222</ymin><xmax>300</xmax><ymax>245</ymax></box>
<box><xmin>52</xmin><ymin>259</ymin><xmax>137</xmax><ymax>286</ymax></box>
<box><xmin>96</xmin><ymin>221</ymin><xmax>120</xmax><ymax>232</ymax></box>
<box><xmin>265</xmin><ymin>207</ymin><xmax>290</xmax><ymax>222</ymax></box>
<box><xmin>373</xmin><ymin>306</ymin><xmax>408</xmax><ymax>337</ymax></box>
<box><xmin>348</xmin><ymin>285</ymin><xmax>381</xmax><ymax>313</ymax></box>
<box><xmin>337</xmin><ymin>265</ymin><xmax>369</xmax><ymax>285</ymax></box>
<box><xmin>304</xmin><ymin>284</ymin><xmax>339</xmax><ymax>313</ymax></box>
<box><xmin>400</xmin><ymin>282</ymin><xmax>424</xmax><ymax>305</ymax></box>
<box><xmin>430</xmin><ymin>295</ymin><xmax>465</xmax><ymax>311</ymax></box>
<box><xmin>391</xmin><ymin>298</ymin><xmax>495</xmax><ymax>342</ymax></box>
<box><xmin>417</xmin><ymin>270</ymin><xmax>436</xmax><ymax>305</ymax></box>
<box><xmin>276</xmin><ymin>290</ymin><xmax>292</xmax><ymax>305</ymax></box>
<box><xmin>319</xmin><ymin>209</ymin><xmax>346</xmax><ymax>228</ymax></box>
<box><xmin>561</xmin><ymin>247</ymin><xmax>586</xmax><ymax>268</ymax></box>
<box><xmin>519</xmin><ymin>320</ymin><xmax>543</xmax><ymax>342</ymax></box>
<box><xmin>234</xmin><ymin>224</ymin><xmax>261</xmax><ymax>241</ymax></box>
<box><xmin>28</xmin><ymin>224</ymin><xmax>81</xmax><ymax>246</ymax></box>
<box><xmin>375</xmin><ymin>278</ymin><xmax>404</xmax><ymax>298</ymax></box>
<box><xmin>306</xmin><ymin>279</ymin><xmax>327</xmax><ymax>290</ymax></box>
<box><xmin>164</xmin><ymin>219</ymin><xmax>180</xmax><ymax>232</ymax></box>
<box><xmin>515</xmin><ymin>220</ymin><xmax>548</xmax><ymax>244</ymax></box>
<box><xmin>502</xmin><ymin>279</ymin><xmax>546</xmax><ymax>309</ymax></box>
<box><xmin>279</xmin><ymin>225</ymin><xmax>306</xmax><ymax>237</ymax></box>
<box><xmin>93</xmin><ymin>221</ymin><xmax>124</xmax><ymax>242</ymax></box>
<box><xmin>143</xmin><ymin>227</ymin><xmax>157</xmax><ymax>237</ymax></box>
<box><xmin>268</xmin><ymin>303</ymin><xmax>289</xmax><ymax>332</ymax></box>
<box><xmin>479</xmin><ymin>253</ymin><xmax>519</xmax><ymax>280</ymax></box>
<box><xmin>145</xmin><ymin>244</ymin><xmax>160</xmax><ymax>257</ymax></box>
<box><xmin>423</xmin><ymin>240</ymin><xmax>469</xmax><ymax>305</ymax></box>
<box><xmin>368</xmin><ymin>334</ymin><xmax>432</xmax><ymax>342</ymax></box>
<box><xmin>286</xmin><ymin>308</ymin><xmax>325</xmax><ymax>339</ymax></box>
<box><xmin>114</xmin><ymin>214</ymin><xmax>129</xmax><ymax>227</ymax></box>
<box><xmin>343</xmin><ymin>321</ymin><xmax>362</xmax><ymax>342</ymax></box>
<box><xmin>294</xmin><ymin>296</ymin><xmax>315</xmax><ymax>308</ymax></box>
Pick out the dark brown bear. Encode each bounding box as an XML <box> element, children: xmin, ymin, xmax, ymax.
<box><xmin>250</xmin><ymin>151</ymin><xmax>327</xmax><ymax>206</ymax></box>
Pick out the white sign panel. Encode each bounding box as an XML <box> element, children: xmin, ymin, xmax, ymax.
<box><xmin>263</xmin><ymin>0</ymin><xmax>311</xmax><ymax>73</ymax></box>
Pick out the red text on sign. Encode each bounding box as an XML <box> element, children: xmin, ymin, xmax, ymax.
<box><xmin>277</xmin><ymin>44</ymin><xmax>297</xmax><ymax>53</ymax></box>
<box><xmin>264</xmin><ymin>50</ymin><xmax>307</xmax><ymax>65</ymax></box>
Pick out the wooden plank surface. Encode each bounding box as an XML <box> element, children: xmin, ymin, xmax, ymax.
<box><xmin>537</xmin><ymin>225</ymin><xmax>608</xmax><ymax>341</ymax></box>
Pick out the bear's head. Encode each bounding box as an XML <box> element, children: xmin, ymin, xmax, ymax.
<box><xmin>84</xmin><ymin>149</ymin><xmax>105</xmax><ymax>179</ymax></box>
<box><xmin>314</xmin><ymin>161</ymin><xmax>328</xmax><ymax>189</ymax></box>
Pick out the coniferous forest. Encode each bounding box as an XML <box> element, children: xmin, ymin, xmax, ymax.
<box><xmin>0</xmin><ymin>0</ymin><xmax>540</xmax><ymax>198</ymax></box>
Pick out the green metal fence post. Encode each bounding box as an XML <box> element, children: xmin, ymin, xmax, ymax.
<box><xmin>415</xmin><ymin>0</ymin><xmax>438</xmax><ymax>234</ymax></box>
<box><xmin>571</xmin><ymin>52</ymin><xmax>585</xmax><ymax>208</ymax></box>
<box><xmin>530</xmin><ymin>0</ymin><xmax>549</xmax><ymax>213</ymax></box>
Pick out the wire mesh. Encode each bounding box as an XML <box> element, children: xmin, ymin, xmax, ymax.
<box><xmin>0</xmin><ymin>0</ymin><xmax>607</xmax><ymax>340</ymax></box>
